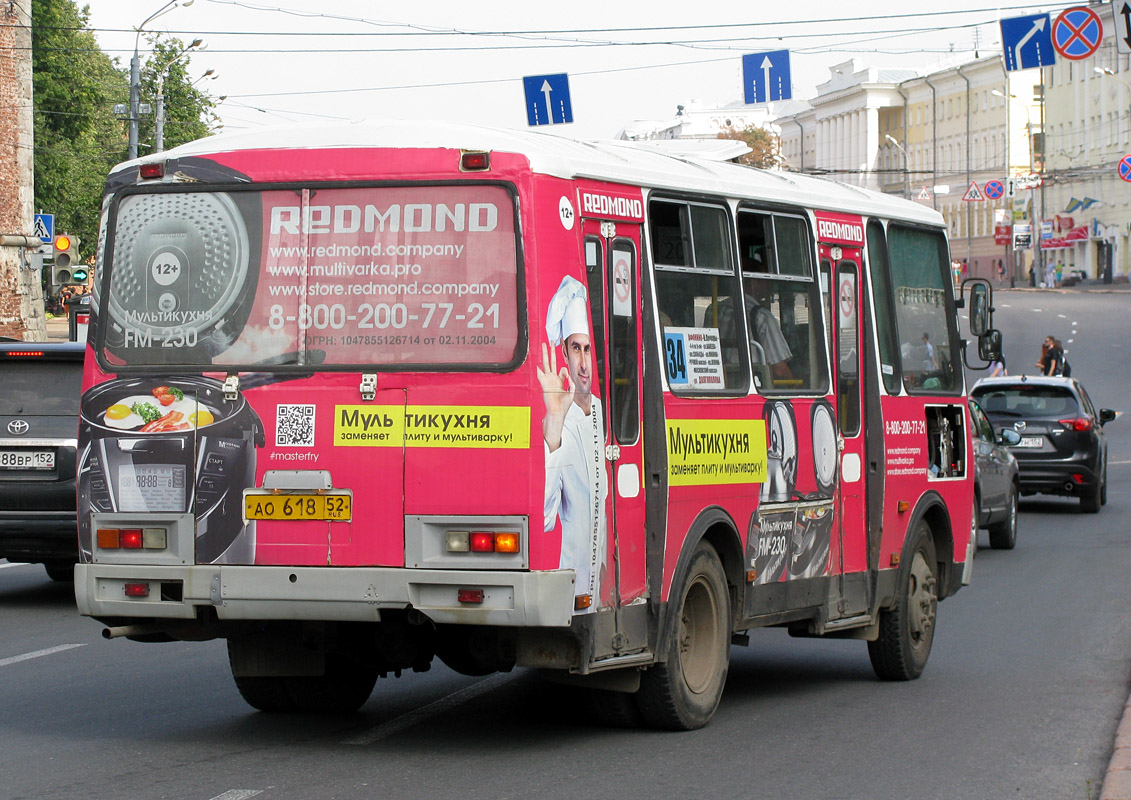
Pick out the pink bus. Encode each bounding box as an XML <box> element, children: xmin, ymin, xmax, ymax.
<box><xmin>75</xmin><ymin>122</ymin><xmax>998</xmax><ymax>729</ymax></box>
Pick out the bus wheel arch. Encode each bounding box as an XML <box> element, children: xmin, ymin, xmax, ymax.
<box><xmin>637</xmin><ymin>538</ymin><xmax>731</xmax><ymax>730</ymax></box>
<box><xmin>656</xmin><ymin>508</ymin><xmax>742</xmax><ymax>656</ymax></box>
<box><xmin>897</xmin><ymin>493</ymin><xmax>956</xmax><ymax>600</ymax></box>
<box><xmin>868</xmin><ymin>495</ymin><xmax>954</xmax><ymax>682</ymax></box>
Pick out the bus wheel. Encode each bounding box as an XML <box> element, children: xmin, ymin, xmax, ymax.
<box><xmin>227</xmin><ymin>639</ymin><xmax>377</xmax><ymax>713</ymax></box>
<box><xmin>231</xmin><ymin>675</ymin><xmax>298</xmax><ymax>713</ymax></box>
<box><xmin>868</xmin><ymin>521</ymin><xmax>937</xmax><ymax>681</ymax></box>
<box><xmin>283</xmin><ymin>654</ymin><xmax>379</xmax><ymax>713</ymax></box>
<box><xmin>227</xmin><ymin>638</ymin><xmax>298</xmax><ymax>712</ymax></box>
<box><xmin>636</xmin><ymin>542</ymin><xmax>730</xmax><ymax>730</ymax></box>
<box><xmin>577</xmin><ymin>687</ymin><xmax>645</xmax><ymax>728</ymax></box>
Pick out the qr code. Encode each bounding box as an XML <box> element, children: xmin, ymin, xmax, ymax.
<box><xmin>275</xmin><ymin>404</ymin><xmax>315</xmax><ymax>447</ymax></box>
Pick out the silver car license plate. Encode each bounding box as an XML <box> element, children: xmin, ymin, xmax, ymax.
<box><xmin>0</xmin><ymin>449</ymin><xmax>55</xmax><ymax>470</ymax></box>
<box><xmin>1015</xmin><ymin>436</ymin><xmax>1043</xmax><ymax>448</ymax></box>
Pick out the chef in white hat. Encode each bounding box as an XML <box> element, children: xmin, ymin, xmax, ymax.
<box><xmin>538</xmin><ymin>275</ymin><xmax>607</xmax><ymax>613</ymax></box>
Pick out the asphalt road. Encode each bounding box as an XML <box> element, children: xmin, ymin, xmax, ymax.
<box><xmin>3</xmin><ymin>287</ymin><xmax>1130</xmax><ymax>800</ymax></box>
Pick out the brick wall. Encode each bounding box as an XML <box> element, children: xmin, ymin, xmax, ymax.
<box><xmin>0</xmin><ymin>3</ymin><xmax>45</xmax><ymax>340</ymax></box>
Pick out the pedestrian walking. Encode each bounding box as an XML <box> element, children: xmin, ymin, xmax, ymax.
<box><xmin>1041</xmin><ymin>335</ymin><xmax>1063</xmax><ymax>376</ymax></box>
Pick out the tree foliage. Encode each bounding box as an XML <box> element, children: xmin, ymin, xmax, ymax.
<box><xmin>32</xmin><ymin>0</ymin><xmax>124</xmax><ymax>254</ymax></box>
<box><xmin>717</xmin><ymin>124</ymin><xmax>780</xmax><ymax>169</ymax></box>
<box><xmin>32</xmin><ymin>0</ymin><xmax>218</xmax><ymax>259</ymax></box>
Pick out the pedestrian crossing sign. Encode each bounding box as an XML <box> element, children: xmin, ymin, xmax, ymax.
<box><xmin>962</xmin><ymin>181</ymin><xmax>985</xmax><ymax>202</ymax></box>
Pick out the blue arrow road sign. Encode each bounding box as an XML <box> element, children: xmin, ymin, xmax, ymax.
<box><xmin>33</xmin><ymin>213</ymin><xmax>54</xmax><ymax>243</ymax></box>
<box><xmin>743</xmin><ymin>50</ymin><xmax>792</xmax><ymax>104</ymax></box>
<box><xmin>1000</xmin><ymin>14</ymin><xmax>1055</xmax><ymax>71</ymax></box>
<box><xmin>523</xmin><ymin>73</ymin><xmax>573</xmax><ymax>126</ymax></box>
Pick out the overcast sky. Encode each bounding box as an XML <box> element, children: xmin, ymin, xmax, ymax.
<box><xmin>82</xmin><ymin>0</ymin><xmax>1077</xmax><ymax>140</ymax></box>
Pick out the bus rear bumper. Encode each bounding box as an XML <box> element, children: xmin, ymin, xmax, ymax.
<box><xmin>75</xmin><ymin>564</ymin><xmax>577</xmax><ymax>628</ymax></box>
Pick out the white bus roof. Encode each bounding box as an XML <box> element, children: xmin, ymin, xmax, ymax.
<box><xmin>122</xmin><ymin>119</ymin><xmax>943</xmax><ymax>227</ymax></box>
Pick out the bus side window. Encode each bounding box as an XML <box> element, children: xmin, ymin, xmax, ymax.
<box><xmin>650</xmin><ymin>198</ymin><xmax>747</xmax><ymax>395</ymax></box>
<box><xmin>736</xmin><ymin>209</ymin><xmax>828</xmax><ymax>394</ymax></box>
<box><xmin>866</xmin><ymin>221</ymin><xmax>902</xmax><ymax>395</ymax></box>
<box><xmin>611</xmin><ymin>240</ymin><xmax>639</xmax><ymax>444</ymax></box>
<box><xmin>584</xmin><ymin>236</ymin><xmax>606</xmax><ymax>400</ymax></box>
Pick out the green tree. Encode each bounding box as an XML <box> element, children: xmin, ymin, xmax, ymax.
<box><xmin>32</xmin><ymin>2</ymin><xmax>219</xmax><ymax>263</ymax></box>
<box><xmin>717</xmin><ymin>124</ymin><xmax>780</xmax><ymax>169</ymax></box>
<box><xmin>32</xmin><ymin>0</ymin><xmax>125</xmax><ymax>256</ymax></box>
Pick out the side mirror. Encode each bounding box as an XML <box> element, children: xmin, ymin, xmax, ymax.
<box><xmin>999</xmin><ymin>428</ymin><xmax>1022</xmax><ymax>446</ymax></box>
<box><xmin>978</xmin><ymin>329</ymin><xmax>1002</xmax><ymax>362</ymax></box>
<box><xmin>1100</xmin><ymin>408</ymin><xmax>1116</xmax><ymax>425</ymax></box>
<box><xmin>968</xmin><ymin>281</ymin><xmax>991</xmax><ymax>336</ymax></box>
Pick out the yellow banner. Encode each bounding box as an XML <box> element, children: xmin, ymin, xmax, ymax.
<box><xmin>333</xmin><ymin>405</ymin><xmax>530</xmax><ymax>448</ymax></box>
<box><xmin>666</xmin><ymin>419</ymin><xmax>767</xmax><ymax>486</ymax></box>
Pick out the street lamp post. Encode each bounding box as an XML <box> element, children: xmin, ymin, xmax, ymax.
<box><xmin>154</xmin><ymin>42</ymin><xmax>206</xmax><ymax>153</ymax></box>
<box><xmin>993</xmin><ymin>87</ymin><xmax>1040</xmax><ymax>287</ymax></box>
<box><xmin>129</xmin><ymin>0</ymin><xmax>194</xmax><ymax>160</ymax></box>
<box><xmin>884</xmin><ymin>134</ymin><xmax>910</xmax><ymax>199</ymax></box>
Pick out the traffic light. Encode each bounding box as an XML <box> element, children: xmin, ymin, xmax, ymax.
<box><xmin>51</xmin><ymin>234</ymin><xmax>81</xmax><ymax>286</ymax></box>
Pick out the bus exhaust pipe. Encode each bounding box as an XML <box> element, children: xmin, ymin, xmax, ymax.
<box><xmin>102</xmin><ymin>624</ymin><xmax>173</xmax><ymax>641</ymax></box>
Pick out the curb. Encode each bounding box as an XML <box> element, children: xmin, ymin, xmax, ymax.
<box><xmin>1102</xmin><ymin>695</ymin><xmax>1131</xmax><ymax>799</ymax></box>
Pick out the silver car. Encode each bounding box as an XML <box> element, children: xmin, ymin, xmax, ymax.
<box><xmin>969</xmin><ymin>399</ymin><xmax>1021</xmax><ymax>549</ymax></box>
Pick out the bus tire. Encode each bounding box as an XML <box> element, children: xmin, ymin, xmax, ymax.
<box><xmin>636</xmin><ymin>542</ymin><xmax>730</xmax><ymax>730</ymax></box>
<box><xmin>578</xmin><ymin>688</ymin><xmax>645</xmax><ymax>728</ymax></box>
<box><xmin>868</xmin><ymin>521</ymin><xmax>937</xmax><ymax>681</ymax></box>
<box><xmin>231</xmin><ymin>675</ymin><xmax>298</xmax><ymax>713</ymax></box>
<box><xmin>284</xmin><ymin>654</ymin><xmax>379</xmax><ymax>713</ymax></box>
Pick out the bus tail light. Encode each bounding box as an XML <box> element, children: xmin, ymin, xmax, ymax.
<box><xmin>574</xmin><ymin>595</ymin><xmax>592</xmax><ymax>611</ymax></box>
<box><xmin>470</xmin><ymin>532</ymin><xmax>495</xmax><ymax>552</ymax></box>
<box><xmin>457</xmin><ymin>588</ymin><xmax>484</xmax><ymax>604</ymax></box>
<box><xmin>444</xmin><ymin>530</ymin><xmax>519</xmax><ymax>554</ymax></box>
<box><xmin>139</xmin><ymin>161</ymin><xmax>165</xmax><ymax>179</ymax></box>
<box><xmin>96</xmin><ymin>527</ymin><xmax>168</xmax><ymax>550</ymax></box>
<box><xmin>460</xmin><ymin>151</ymin><xmax>490</xmax><ymax>171</ymax></box>
<box><xmin>124</xmin><ymin>582</ymin><xmax>151</xmax><ymax>598</ymax></box>
<box><xmin>494</xmin><ymin>533</ymin><xmax>519</xmax><ymax>553</ymax></box>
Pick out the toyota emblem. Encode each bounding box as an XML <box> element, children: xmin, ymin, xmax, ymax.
<box><xmin>7</xmin><ymin>419</ymin><xmax>30</xmax><ymax>435</ymax></box>
<box><xmin>1014</xmin><ymin>421</ymin><xmax>1026</xmax><ymax>432</ymax></box>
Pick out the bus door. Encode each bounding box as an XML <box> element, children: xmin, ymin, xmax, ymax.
<box><xmin>817</xmin><ymin>214</ymin><xmax>871</xmax><ymax>617</ymax></box>
<box><xmin>581</xmin><ymin>215</ymin><xmax>647</xmax><ymax>650</ymax></box>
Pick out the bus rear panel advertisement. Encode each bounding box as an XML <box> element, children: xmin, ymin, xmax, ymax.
<box><xmin>74</xmin><ymin>122</ymin><xmax>995</xmax><ymax>729</ymax></box>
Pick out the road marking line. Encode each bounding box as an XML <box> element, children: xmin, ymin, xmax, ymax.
<box><xmin>208</xmin><ymin>792</ymin><xmax>263</xmax><ymax>800</ymax></box>
<box><xmin>0</xmin><ymin>643</ymin><xmax>85</xmax><ymax>668</ymax></box>
<box><xmin>342</xmin><ymin>672</ymin><xmax>519</xmax><ymax>746</ymax></box>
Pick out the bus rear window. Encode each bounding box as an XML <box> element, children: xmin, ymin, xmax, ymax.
<box><xmin>100</xmin><ymin>184</ymin><xmax>520</xmax><ymax>370</ymax></box>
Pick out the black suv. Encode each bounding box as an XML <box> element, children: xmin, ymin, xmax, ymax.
<box><xmin>971</xmin><ymin>375</ymin><xmax>1116</xmax><ymax>513</ymax></box>
<box><xmin>0</xmin><ymin>341</ymin><xmax>84</xmax><ymax>579</ymax></box>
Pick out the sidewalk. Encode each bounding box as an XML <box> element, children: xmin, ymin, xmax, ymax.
<box><xmin>992</xmin><ymin>277</ymin><xmax>1131</xmax><ymax>293</ymax></box>
<box><xmin>44</xmin><ymin>316</ymin><xmax>68</xmax><ymax>341</ymax></box>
